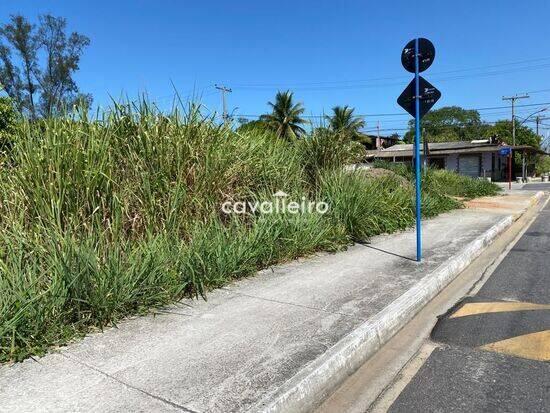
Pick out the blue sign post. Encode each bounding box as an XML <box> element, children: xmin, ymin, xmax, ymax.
<box><xmin>499</xmin><ymin>147</ymin><xmax>513</xmax><ymax>189</ymax></box>
<box><xmin>397</xmin><ymin>38</ymin><xmax>441</xmax><ymax>262</ymax></box>
<box><xmin>414</xmin><ymin>39</ymin><xmax>422</xmax><ymax>262</ymax></box>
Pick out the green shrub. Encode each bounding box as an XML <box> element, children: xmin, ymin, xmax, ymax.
<box><xmin>318</xmin><ymin>168</ymin><xmax>466</xmax><ymax>242</ymax></box>
<box><xmin>423</xmin><ymin>169</ymin><xmax>500</xmax><ymax>199</ymax></box>
<box><xmin>374</xmin><ymin>160</ymin><xmax>500</xmax><ymax>199</ymax></box>
<box><xmin>535</xmin><ymin>155</ymin><xmax>550</xmax><ymax>176</ymax></box>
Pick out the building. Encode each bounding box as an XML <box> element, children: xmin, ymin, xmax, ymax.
<box><xmin>365</xmin><ymin>139</ymin><xmax>547</xmax><ymax>181</ymax></box>
<box><xmin>366</xmin><ymin>134</ymin><xmax>400</xmax><ymax>149</ymax></box>
<box><xmin>355</xmin><ymin>133</ymin><xmax>399</xmax><ymax>150</ymax></box>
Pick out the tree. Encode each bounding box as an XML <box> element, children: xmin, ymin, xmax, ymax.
<box><xmin>235</xmin><ymin>119</ymin><xmax>273</xmax><ymax>135</ymax></box>
<box><xmin>403</xmin><ymin>106</ymin><xmax>489</xmax><ymax>143</ymax></box>
<box><xmin>0</xmin><ymin>14</ymin><xmax>91</xmax><ymax>118</ymax></box>
<box><xmin>483</xmin><ymin>120</ymin><xmax>541</xmax><ymax>148</ymax></box>
<box><xmin>484</xmin><ymin>120</ymin><xmax>542</xmax><ymax>175</ymax></box>
<box><xmin>326</xmin><ymin>105</ymin><xmax>365</xmax><ymax>139</ymax></box>
<box><xmin>535</xmin><ymin>155</ymin><xmax>550</xmax><ymax>175</ymax></box>
<box><xmin>0</xmin><ymin>16</ymin><xmax>37</xmax><ymax>115</ymax></box>
<box><xmin>260</xmin><ymin>90</ymin><xmax>307</xmax><ymax>139</ymax></box>
<box><xmin>0</xmin><ymin>96</ymin><xmax>18</xmax><ymax>153</ymax></box>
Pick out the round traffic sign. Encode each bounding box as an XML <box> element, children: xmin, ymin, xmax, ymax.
<box><xmin>401</xmin><ymin>38</ymin><xmax>435</xmax><ymax>73</ymax></box>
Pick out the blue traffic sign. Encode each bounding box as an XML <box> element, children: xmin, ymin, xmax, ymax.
<box><xmin>499</xmin><ymin>147</ymin><xmax>512</xmax><ymax>156</ymax></box>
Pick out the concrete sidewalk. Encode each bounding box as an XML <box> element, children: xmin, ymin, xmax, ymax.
<box><xmin>0</xmin><ymin>191</ymin><xmax>544</xmax><ymax>413</ymax></box>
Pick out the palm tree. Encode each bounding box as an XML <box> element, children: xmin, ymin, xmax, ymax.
<box><xmin>326</xmin><ymin>105</ymin><xmax>365</xmax><ymax>139</ymax></box>
<box><xmin>260</xmin><ymin>91</ymin><xmax>307</xmax><ymax>139</ymax></box>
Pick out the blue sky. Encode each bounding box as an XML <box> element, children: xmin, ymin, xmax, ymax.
<box><xmin>2</xmin><ymin>1</ymin><xmax>550</xmax><ymax>135</ymax></box>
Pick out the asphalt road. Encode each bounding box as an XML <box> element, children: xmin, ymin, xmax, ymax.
<box><xmin>522</xmin><ymin>183</ymin><xmax>550</xmax><ymax>191</ymax></box>
<box><xmin>388</xmin><ymin>201</ymin><xmax>550</xmax><ymax>412</ymax></box>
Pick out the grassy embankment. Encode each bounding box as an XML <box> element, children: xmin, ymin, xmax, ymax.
<box><xmin>0</xmin><ymin>104</ymin><xmax>500</xmax><ymax>362</ymax></box>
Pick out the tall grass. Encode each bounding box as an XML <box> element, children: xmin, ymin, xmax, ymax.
<box><xmin>0</xmin><ymin>103</ymin><xmax>499</xmax><ymax>362</ymax></box>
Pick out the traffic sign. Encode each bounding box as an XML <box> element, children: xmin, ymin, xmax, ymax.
<box><xmin>397</xmin><ymin>76</ymin><xmax>441</xmax><ymax>119</ymax></box>
<box><xmin>499</xmin><ymin>147</ymin><xmax>512</xmax><ymax>156</ymax></box>
<box><xmin>401</xmin><ymin>38</ymin><xmax>435</xmax><ymax>73</ymax></box>
<box><xmin>397</xmin><ymin>37</ymin><xmax>440</xmax><ymax>262</ymax></box>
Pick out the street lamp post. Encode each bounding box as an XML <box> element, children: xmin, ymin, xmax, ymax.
<box><xmin>517</xmin><ymin>107</ymin><xmax>548</xmax><ymax>180</ymax></box>
<box><xmin>519</xmin><ymin>107</ymin><xmax>548</xmax><ymax>128</ymax></box>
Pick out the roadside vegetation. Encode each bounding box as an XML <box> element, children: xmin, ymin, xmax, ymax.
<box><xmin>0</xmin><ymin>100</ymin><xmax>501</xmax><ymax>362</ymax></box>
<box><xmin>0</xmin><ymin>11</ymin><xmax>539</xmax><ymax>365</ymax></box>
<box><xmin>374</xmin><ymin>160</ymin><xmax>502</xmax><ymax>199</ymax></box>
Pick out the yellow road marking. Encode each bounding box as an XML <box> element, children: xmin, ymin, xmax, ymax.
<box><xmin>450</xmin><ymin>302</ymin><xmax>550</xmax><ymax>318</ymax></box>
<box><xmin>480</xmin><ymin>330</ymin><xmax>550</xmax><ymax>361</ymax></box>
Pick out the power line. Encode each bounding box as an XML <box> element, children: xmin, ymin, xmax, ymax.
<box><xmin>237</xmin><ymin>101</ymin><xmax>550</xmax><ymax>119</ymax></box>
<box><xmin>526</xmin><ymin>88</ymin><xmax>550</xmax><ymax>94</ymax></box>
<box><xmin>230</xmin><ymin>62</ymin><xmax>550</xmax><ymax>92</ymax></box>
<box><xmin>362</xmin><ymin>121</ymin><xmax>502</xmax><ymax>133</ymax></box>
<box><xmin>369</xmin><ymin>116</ymin><xmax>550</xmax><ymax>136</ymax></box>
<box><xmin>229</xmin><ymin>56</ymin><xmax>550</xmax><ymax>89</ymax></box>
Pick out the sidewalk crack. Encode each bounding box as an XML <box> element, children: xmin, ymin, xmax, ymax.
<box><xmin>232</xmin><ymin>291</ymin><xmax>358</xmax><ymax>319</ymax></box>
<box><xmin>61</xmin><ymin>354</ymin><xmax>199</xmax><ymax>413</ymax></box>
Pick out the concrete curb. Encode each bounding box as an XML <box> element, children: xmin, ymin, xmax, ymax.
<box><xmin>252</xmin><ymin>193</ymin><xmax>545</xmax><ymax>413</ymax></box>
<box><xmin>531</xmin><ymin>191</ymin><xmax>545</xmax><ymax>207</ymax></box>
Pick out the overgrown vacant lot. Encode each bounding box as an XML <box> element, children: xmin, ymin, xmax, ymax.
<box><xmin>0</xmin><ymin>104</ymin><xmax>500</xmax><ymax>362</ymax></box>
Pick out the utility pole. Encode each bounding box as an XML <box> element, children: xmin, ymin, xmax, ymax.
<box><xmin>376</xmin><ymin>121</ymin><xmax>381</xmax><ymax>149</ymax></box>
<box><xmin>535</xmin><ymin>115</ymin><xmax>550</xmax><ymax>136</ymax></box>
<box><xmin>215</xmin><ymin>84</ymin><xmax>232</xmax><ymax>124</ymax></box>
<box><xmin>502</xmin><ymin>94</ymin><xmax>529</xmax><ymax>145</ymax></box>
